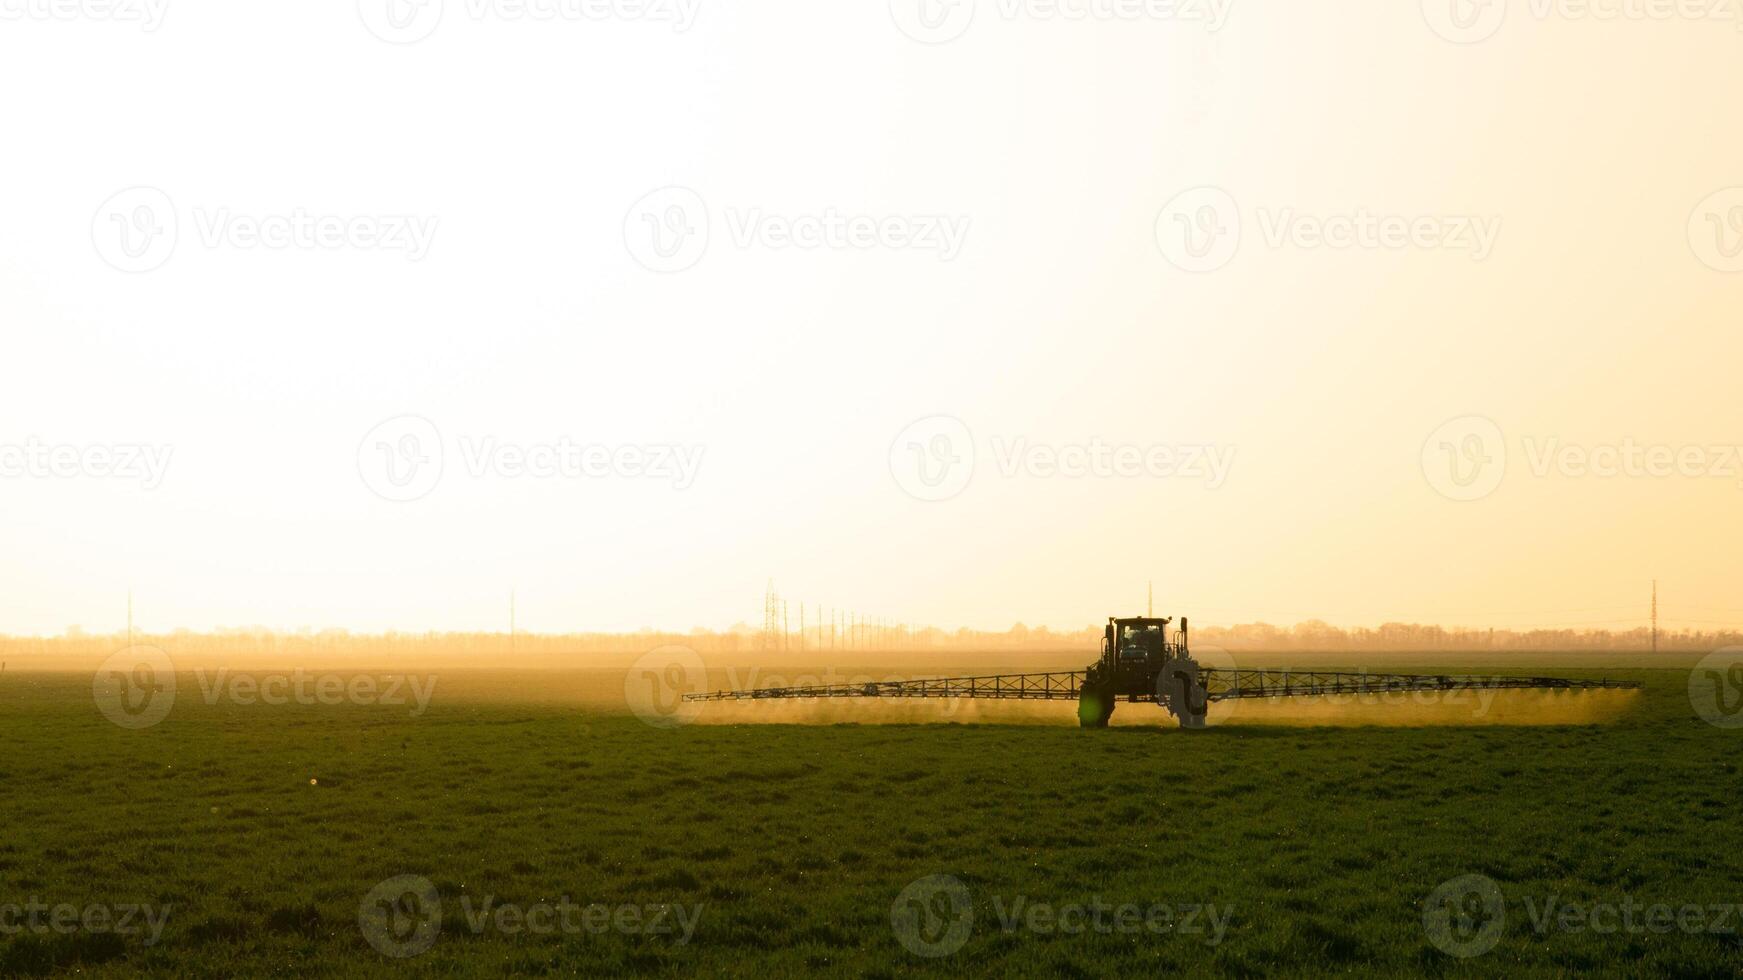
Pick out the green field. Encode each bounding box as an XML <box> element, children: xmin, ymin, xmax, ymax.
<box><xmin>2</xmin><ymin>662</ymin><xmax>1739</xmax><ymax>977</ymax></box>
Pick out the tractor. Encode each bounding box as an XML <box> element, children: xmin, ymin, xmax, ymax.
<box><xmin>684</xmin><ymin>609</ymin><xmax>1640</xmax><ymax>728</ymax></box>
<box><xmin>1078</xmin><ymin>616</ymin><xmax>1207</xmax><ymax>728</ymax></box>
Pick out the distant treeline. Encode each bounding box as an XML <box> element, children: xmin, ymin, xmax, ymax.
<box><xmin>897</xmin><ymin>621</ymin><xmax>1733</xmax><ymax>652</ymax></box>
<box><xmin>2</xmin><ymin>619</ymin><xmax>1733</xmax><ymax>662</ymax></box>
<box><xmin>1185</xmin><ymin>621</ymin><xmax>1733</xmax><ymax>652</ymax></box>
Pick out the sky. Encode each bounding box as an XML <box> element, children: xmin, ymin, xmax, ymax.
<box><xmin>1</xmin><ymin>0</ymin><xmax>1741</xmax><ymax>636</ymax></box>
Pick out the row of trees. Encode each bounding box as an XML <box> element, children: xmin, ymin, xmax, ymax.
<box><xmin>8</xmin><ymin>620</ymin><xmax>1732</xmax><ymax>660</ymax></box>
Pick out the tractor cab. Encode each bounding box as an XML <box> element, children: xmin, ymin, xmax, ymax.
<box><xmin>1102</xmin><ymin>616</ymin><xmax>1183</xmax><ymax>666</ymax></box>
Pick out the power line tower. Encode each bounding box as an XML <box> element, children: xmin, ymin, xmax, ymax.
<box><xmin>762</xmin><ymin>580</ymin><xmax>780</xmax><ymax>652</ymax></box>
<box><xmin>1651</xmin><ymin>579</ymin><xmax>1658</xmax><ymax>655</ymax></box>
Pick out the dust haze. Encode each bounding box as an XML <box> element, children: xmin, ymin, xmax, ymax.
<box><xmin>5</xmin><ymin>634</ymin><xmax>1657</xmax><ymax>727</ymax></box>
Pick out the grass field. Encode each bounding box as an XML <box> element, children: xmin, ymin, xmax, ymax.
<box><xmin>2</xmin><ymin>657</ymin><xmax>1739</xmax><ymax>977</ymax></box>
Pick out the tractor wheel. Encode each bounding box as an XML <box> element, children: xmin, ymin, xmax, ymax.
<box><xmin>1078</xmin><ymin>684</ymin><xmax>1115</xmax><ymax>728</ymax></box>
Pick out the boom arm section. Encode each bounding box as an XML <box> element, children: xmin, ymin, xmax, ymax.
<box><xmin>684</xmin><ymin>671</ymin><xmax>1087</xmax><ymax>702</ymax></box>
<box><xmin>1199</xmin><ymin>669</ymin><xmax>1641</xmax><ymax>702</ymax></box>
<box><xmin>683</xmin><ymin>668</ymin><xmax>1641</xmax><ymax>711</ymax></box>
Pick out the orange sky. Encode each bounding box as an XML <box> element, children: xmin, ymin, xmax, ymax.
<box><xmin>1</xmin><ymin>3</ymin><xmax>1739</xmax><ymax>636</ymax></box>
